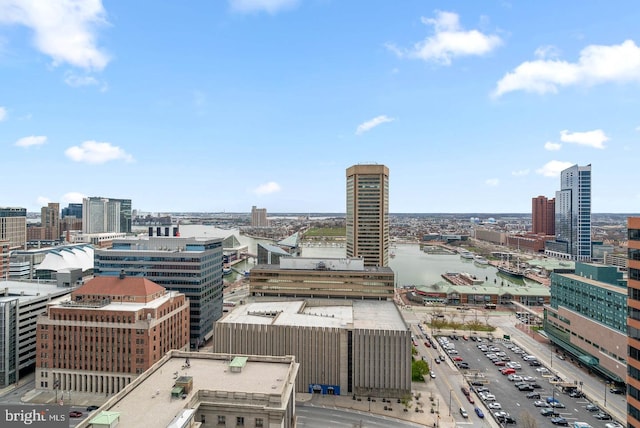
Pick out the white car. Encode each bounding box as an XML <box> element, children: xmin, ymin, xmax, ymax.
<box><xmin>507</xmin><ymin>362</ymin><xmax>521</xmax><ymax>369</ymax></box>
<box><xmin>488</xmin><ymin>402</ymin><xmax>502</xmax><ymax>410</ymax></box>
<box><xmin>507</xmin><ymin>374</ymin><xmax>523</xmax><ymax>382</ymax></box>
<box><xmin>523</xmin><ymin>376</ymin><xmax>536</xmax><ymax>382</ymax></box>
<box><xmin>482</xmin><ymin>394</ymin><xmax>496</xmax><ymax>402</ymax></box>
<box><xmin>523</xmin><ymin>355</ymin><xmax>537</xmax><ymax>361</ymax></box>
<box><xmin>536</xmin><ymin>367</ymin><xmax>549</xmax><ymax>374</ymax></box>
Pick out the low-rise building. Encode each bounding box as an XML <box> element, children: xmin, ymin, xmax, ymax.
<box><xmin>212</xmin><ymin>299</ymin><xmax>411</xmax><ymax>397</ymax></box>
<box><xmin>250</xmin><ymin>257</ymin><xmax>395</xmax><ymax>300</ymax></box>
<box><xmin>77</xmin><ymin>351</ymin><xmax>299</xmax><ymax>428</ymax></box>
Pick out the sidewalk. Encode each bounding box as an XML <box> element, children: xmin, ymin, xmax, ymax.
<box><xmin>297</xmin><ymin>380</ymin><xmax>458</xmax><ymax>428</ymax></box>
<box><xmin>21</xmin><ymin>388</ymin><xmax>107</xmax><ymax>408</ymax></box>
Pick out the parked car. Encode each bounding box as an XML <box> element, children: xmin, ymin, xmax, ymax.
<box><xmin>526</xmin><ymin>392</ymin><xmax>541</xmax><ymax>399</ymax></box>
<box><xmin>609</xmin><ymin>387</ymin><xmax>624</xmax><ymax>395</ymax></box>
<box><xmin>518</xmin><ymin>384</ymin><xmax>534</xmax><ymax>391</ymax></box>
<box><xmin>488</xmin><ymin>402</ymin><xmax>502</xmax><ymax>410</ymax></box>
<box><xmin>460</xmin><ymin>387</ymin><xmax>470</xmax><ymax>396</ymax></box>
<box><xmin>550</xmin><ymin>402</ymin><xmax>566</xmax><ymax>408</ymax></box>
<box><xmin>585</xmin><ymin>403</ymin><xmax>600</xmax><ymax>412</ymax></box>
<box><xmin>459</xmin><ymin>407</ymin><xmax>468</xmax><ymax>418</ymax></box>
<box><xmin>69</xmin><ymin>411</ymin><xmax>83</xmax><ymax>418</ymax></box>
<box><xmin>466</xmin><ymin>395</ymin><xmax>475</xmax><ymax>404</ymax></box>
<box><xmin>540</xmin><ymin>408</ymin><xmax>560</xmax><ymax>417</ymax></box>
<box><xmin>534</xmin><ymin>400</ymin><xmax>549</xmax><ymax>407</ymax></box>
<box><xmin>551</xmin><ymin>416</ymin><xmax>569</xmax><ymax>426</ymax></box>
<box><xmin>86</xmin><ymin>406</ymin><xmax>99</xmax><ymax>412</ymax></box>
<box><xmin>593</xmin><ymin>412</ymin><xmax>612</xmax><ymax>420</ymax></box>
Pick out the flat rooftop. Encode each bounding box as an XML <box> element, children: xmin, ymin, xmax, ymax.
<box><xmin>0</xmin><ymin>280</ymin><xmax>73</xmax><ymax>303</ymax></box>
<box><xmin>96</xmin><ymin>352</ymin><xmax>295</xmax><ymax>428</ymax></box>
<box><xmin>219</xmin><ymin>300</ymin><xmax>407</xmax><ymax>331</ymax></box>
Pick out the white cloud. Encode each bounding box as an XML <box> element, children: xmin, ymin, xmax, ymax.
<box><xmin>534</xmin><ymin>45</ymin><xmax>561</xmax><ymax>59</ymax></box>
<box><xmin>15</xmin><ymin>135</ymin><xmax>47</xmax><ymax>147</ymax></box>
<box><xmin>64</xmin><ymin>140</ymin><xmax>134</xmax><ymax>164</ymax></box>
<box><xmin>229</xmin><ymin>0</ymin><xmax>298</xmax><ymax>14</ymax></box>
<box><xmin>0</xmin><ymin>106</ymin><xmax>6</xmax><ymax>121</ymax></box>
<box><xmin>36</xmin><ymin>196</ymin><xmax>51</xmax><ymax>206</ymax></box>
<box><xmin>536</xmin><ymin>160</ymin><xmax>574</xmax><ymax>177</ymax></box>
<box><xmin>544</xmin><ymin>141</ymin><xmax>562</xmax><ymax>151</ymax></box>
<box><xmin>494</xmin><ymin>40</ymin><xmax>640</xmax><ymax>97</ymax></box>
<box><xmin>0</xmin><ymin>0</ymin><xmax>110</xmax><ymax>71</ymax></box>
<box><xmin>485</xmin><ymin>178</ymin><xmax>499</xmax><ymax>186</ymax></box>
<box><xmin>253</xmin><ymin>181</ymin><xmax>281</xmax><ymax>195</ymax></box>
<box><xmin>62</xmin><ymin>192</ymin><xmax>86</xmax><ymax>204</ymax></box>
<box><xmin>386</xmin><ymin>10</ymin><xmax>502</xmax><ymax>65</ymax></box>
<box><xmin>560</xmin><ymin>129</ymin><xmax>608</xmax><ymax>149</ymax></box>
<box><xmin>64</xmin><ymin>72</ymin><xmax>108</xmax><ymax>91</ymax></box>
<box><xmin>511</xmin><ymin>169</ymin><xmax>529</xmax><ymax>176</ymax></box>
<box><xmin>355</xmin><ymin>115</ymin><xmax>395</xmax><ymax>135</ymax></box>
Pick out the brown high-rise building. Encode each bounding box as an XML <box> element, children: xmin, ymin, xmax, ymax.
<box><xmin>346</xmin><ymin>164</ymin><xmax>389</xmax><ymax>267</ymax></box>
<box><xmin>251</xmin><ymin>205</ymin><xmax>269</xmax><ymax>227</ymax></box>
<box><xmin>532</xmin><ymin>196</ymin><xmax>555</xmax><ymax>235</ymax></box>
<box><xmin>35</xmin><ymin>274</ymin><xmax>189</xmax><ymax>395</ymax></box>
<box><xmin>41</xmin><ymin>202</ymin><xmax>60</xmax><ymax>241</ymax></box>
<box><xmin>628</xmin><ymin>217</ymin><xmax>640</xmax><ymax>426</ymax></box>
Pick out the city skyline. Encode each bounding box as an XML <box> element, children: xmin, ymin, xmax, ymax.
<box><xmin>2</xmin><ymin>2</ymin><xmax>640</xmax><ymax>213</ymax></box>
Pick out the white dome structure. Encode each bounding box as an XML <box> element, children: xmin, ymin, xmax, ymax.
<box><xmin>36</xmin><ymin>245</ymin><xmax>94</xmax><ymax>274</ymax></box>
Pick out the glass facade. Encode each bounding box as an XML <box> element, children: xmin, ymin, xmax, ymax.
<box><xmin>95</xmin><ymin>238</ymin><xmax>223</xmax><ymax>347</ymax></box>
<box><xmin>554</xmin><ymin>164</ymin><xmax>591</xmax><ymax>260</ymax></box>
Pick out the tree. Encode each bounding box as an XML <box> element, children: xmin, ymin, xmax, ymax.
<box><xmin>412</xmin><ymin>359</ymin><xmax>429</xmax><ymax>381</ymax></box>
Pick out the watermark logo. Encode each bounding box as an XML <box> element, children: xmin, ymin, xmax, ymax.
<box><xmin>1</xmin><ymin>405</ymin><xmax>69</xmax><ymax>427</ymax></box>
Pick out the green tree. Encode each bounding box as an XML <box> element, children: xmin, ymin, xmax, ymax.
<box><xmin>412</xmin><ymin>359</ymin><xmax>430</xmax><ymax>381</ymax></box>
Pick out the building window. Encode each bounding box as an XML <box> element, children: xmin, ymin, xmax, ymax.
<box><xmin>255</xmin><ymin>418</ymin><xmax>264</xmax><ymax>427</ymax></box>
<box><xmin>217</xmin><ymin>415</ymin><xmax>225</xmax><ymax>425</ymax></box>
<box><xmin>236</xmin><ymin>416</ymin><xmax>244</xmax><ymax>426</ymax></box>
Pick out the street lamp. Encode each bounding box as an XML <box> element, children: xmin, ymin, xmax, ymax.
<box><xmin>604</xmin><ymin>382</ymin><xmax>608</xmax><ymax>408</ymax></box>
<box><xmin>448</xmin><ymin>389</ymin><xmax>452</xmax><ymax>416</ymax></box>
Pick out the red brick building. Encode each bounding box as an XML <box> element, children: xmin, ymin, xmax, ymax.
<box><xmin>35</xmin><ymin>273</ymin><xmax>189</xmax><ymax>396</ymax></box>
<box><xmin>532</xmin><ymin>196</ymin><xmax>555</xmax><ymax>236</ymax></box>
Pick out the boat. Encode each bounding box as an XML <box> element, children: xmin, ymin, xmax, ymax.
<box><xmin>459</xmin><ymin>250</ymin><xmax>474</xmax><ymax>260</ymax></box>
<box><xmin>473</xmin><ymin>255</ymin><xmax>489</xmax><ymax>266</ymax></box>
<box><xmin>390</xmin><ymin>252</ymin><xmax>396</xmax><ymax>258</ymax></box>
<box><xmin>223</xmin><ymin>264</ymin><xmax>232</xmax><ymax>275</ymax></box>
<box><xmin>496</xmin><ymin>264</ymin><xmax>525</xmax><ymax>279</ymax></box>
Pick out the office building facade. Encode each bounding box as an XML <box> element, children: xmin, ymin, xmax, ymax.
<box><xmin>0</xmin><ymin>282</ymin><xmax>73</xmax><ymax>387</ymax></box>
<box><xmin>61</xmin><ymin>203</ymin><xmax>83</xmax><ymax>219</ymax></box>
<box><xmin>628</xmin><ymin>217</ymin><xmax>640</xmax><ymax>426</ymax></box>
<box><xmin>212</xmin><ymin>300</ymin><xmax>410</xmax><ymax>397</ymax></box>
<box><xmin>544</xmin><ymin>263</ymin><xmax>626</xmax><ymax>384</ymax></box>
<box><xmin>35</xmin><ymin>275</ymin><xmax>189</xmax><ymax>395</ymax></box>
<box><xmin>551</xmin><ymin>164</ymin><xmax>592</xmax><ymax>260</ymax></box>
<box><xmin>0</xmin><ymin>207</ymin><xmax>27</xmax><ymax>250</ymax></box>
<box><xmin>40</xmin><ymin>202</ymin><xmax>60</xmax><ymax>241</ymax></box>
<box><xmin>82</xmin><ymin>197</ymin><xmax>132</xmax><ymax>234</ymax></box>
<box><xmin>532</xmin><ymin>196</ymin><xmax>555</xmax><ymax>235</ymax></box>
<box><xmin>94</xmin><ymin>236</ymin><xmax>224</xmax><ymax>347</ymax></box>
<box><xmin>250</xmin><ymin>257</ymin><xmax>395</xmax><ymax>300</ymax></box>
<box><xmin>346</xmin><ymin>164</ymin><xmax>389</xmax><ymax>267</ymax></box>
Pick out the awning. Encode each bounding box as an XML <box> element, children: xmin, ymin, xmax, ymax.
<box><xmin>578</xmin><ymin>355</ymin><xmax>598</xmax><ymax>366</ymax></box>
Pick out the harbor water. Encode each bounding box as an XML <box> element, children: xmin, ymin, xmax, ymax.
<box><xmin>177</xmin><ymin>225</ymin><xmax>533</xmax><ymax>288</ymax></box>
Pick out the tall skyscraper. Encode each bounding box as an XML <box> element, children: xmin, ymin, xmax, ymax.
<box><xmin>82</xmin><ymin>197</ymin><xmax>132</xmax><ymax>234</ymax></box>
<box><xmin>531</xmin><ymin>196</ymin><xmax>555</xmax><ymax>235</ymax></box>
<box><xmin>628</xmin><ymin>217</ymin><xmax>640</xmax><ymax>426</ymax></box>
<box><xmin>94</xmin><ymin>236</ymin><xmax>224</xmax><ymax>348</ymax></box>
<box><xmin>251</xmin><ymin>205</ymin><xmax>269</xmax><ymax>227</ymax></box>
<box><xmin>0</xmin><ymin>207</ymin><xmax>27</xmax><ymax>250</ymax></box>
<box><xmin>346</xmin><ymin>164</ymin><xmax>389</xmax><ymax>267</ymax></box>
<box><xmin>40</xmin><ymin>202</ymin><xmax>60</xmax><ymax>241</ymax></box>
<box><xmin>554</xmin><ymin>164</ymin><xmax>592</xmax><ymax>260</ymax></box>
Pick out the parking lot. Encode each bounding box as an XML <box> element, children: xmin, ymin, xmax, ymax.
<box><xmin>433</xmin><ymin>333</ymin><xmax>623</xmax><ymax>428</ymax></box>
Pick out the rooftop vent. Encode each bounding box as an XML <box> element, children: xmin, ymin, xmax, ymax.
<box><xmin>119</xmin><ymin>269</ymin><xmax>125</xmax><ymax>280</ymax></box>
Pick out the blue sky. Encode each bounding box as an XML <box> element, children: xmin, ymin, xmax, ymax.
<box><xmin>1</xmin><ymin>0</ymin><xmax>639</xmax><ymax>214</ymax></box>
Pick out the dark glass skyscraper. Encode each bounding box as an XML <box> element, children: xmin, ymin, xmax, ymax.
<box><xmin>554</xmin><ymin>164</ymin><xmax>592</xmax><ymax>261</ymax></box>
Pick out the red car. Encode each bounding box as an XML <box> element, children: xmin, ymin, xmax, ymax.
<box><xmin>424</xmin><ymin>341</ymin><xmax>431</xmax><ymax>347</ymax></box>
<box><xmin>69</xmin><ymin>411</ymin><xmax>83</xmax><ymax>418</ymax></box>
<box><xmin>453</xmin><ymin>356</ymin><xmax>463</xmax><ymax>361</ymax></box>
<box><xmin>467</xmin><ymin>395</ymin><xmax>475</xmax><ymax>404</ymax></box>
<box><xmin>494</xmin><ymin>360</ymin><xmax>506</xmax><ymax>366</ymax></box>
